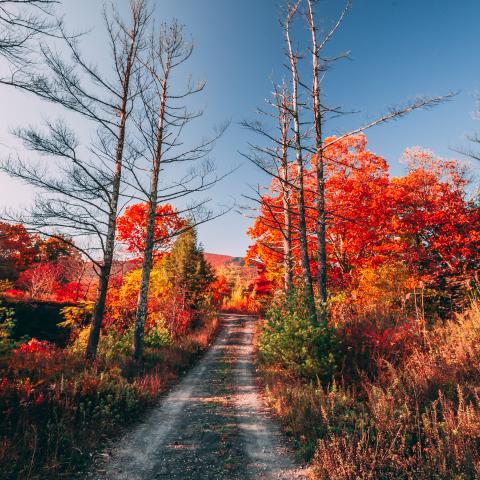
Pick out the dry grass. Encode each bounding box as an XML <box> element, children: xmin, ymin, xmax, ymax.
<box><xmin>259</xmin><ymin>300</ymin><xmax>480</xmax><ymax>479</ymax></box>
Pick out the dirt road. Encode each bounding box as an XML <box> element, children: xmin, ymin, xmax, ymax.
<box><xmin>88</xmin><ymin>315</ymin><xmax>308</xmax><ymax>480</ymax></box>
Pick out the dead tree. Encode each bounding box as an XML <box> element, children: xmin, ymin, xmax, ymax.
<box><xmin>456</xmin><ymin>98</ymin><xmax>480</xmax><ymax>166</ymax></box>
<box><xmin>128</xmin><ymin>20</ymin><xmax>228</xmax><ymax>361</ymax></box>
<box><xmin>244</xmin><ymin>0</ymin><xmax>452</xmax><ymax>323</ymax></box>
<box><xmin>0</xmin><ymin>0</ymin><xmax>150</xmax><ymax>359</ymax></box>
<box><xmin>0</xmin><ymin>0</ymin><xmax>59</xmax><ymax>65</ymax></box>
<box><xmin>277</xmin><ymin>84</ymin><xmax>295</xmax><ymax>294</ymax></box>
<box><xmin>301</xmin><ymin>0</ymin><xmax>451</xmax><ymax>320</ymax></box>
<box><xmin>284</xmin><ymin>2</ymin><xmax>317</xmax><ymax>321</ymax></box>
<box><xmin>306</xmin><ymin>0</ymin><xmax>350</xmax><ymax>313</ymax></box>
<box><xmin>241</xmin><ymin>81</ymin><xmax>295</xmax><ymax>295</ymax></box>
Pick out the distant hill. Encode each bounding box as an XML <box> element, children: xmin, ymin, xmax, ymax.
<box><xmin>204</xmin><ymin>253</ymin><xmax>259</xmax><ymax>287</ymax></box>
<box><xmin>82</xmin><ymin>253</ymin><xmax>253</xmax><ymax>280</ymax></box>
<box><xmin>203</xmin><ymin>253</ymin><xmax>244</xmax><ymax>270</ymax></box>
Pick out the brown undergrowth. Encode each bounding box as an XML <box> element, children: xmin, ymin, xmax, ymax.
<box><xmin>258</xmin><ymin>301</ymin><xmax>480</xmax><ymax>479</ymax></box>
<box><xmin>0</xmin><ymin>314</ymin><xmax>219</xmax><ymax>479</ymax></box>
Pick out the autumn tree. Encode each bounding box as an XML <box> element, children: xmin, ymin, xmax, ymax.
<box><xmin>116</xmin><ymin>203</ymin><xmax>183</xmax><ymax>259</ymax></box>
<box><xmin>0</xmin><ymin>222</ymin><xmax>36</xmax><ymax>280</ymax></box>
<box><xmin>209</xmin><ymin>274</ymin><xmax>231</xmax><ymax>308</ymax></box>
<box><xmin>389</xmin><ymin>148</ymin><xmax>480</xmax><ymax>307</ymax></box>
<box><xmin>0</xmin><ymin>222</ymin><xmax>81</xmax><ymax>285</ymax></box>
<box><xmin>248</xmin><ymin>134</ymin><xmax>480</xmax><ymax>311</ymax></box>
<box><xmin>17</xmin><ymin>261</ymin><xmax>62</xmax><ymax>299</ymax></box>
<box><xmin>161</xmin><ymin>225</ymin><xmax>215</xmax><ymax>333</ymax></box>
<box><xmin>314</xmin><ymin>135</ymin><xmax>391</xmax><ymax>286</ymax></box>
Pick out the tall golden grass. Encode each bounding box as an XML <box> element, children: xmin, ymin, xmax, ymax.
<box><xmin>259</xmin><ymin>300</ymin><xmax>480</xmax><ymax>479</ymax></box>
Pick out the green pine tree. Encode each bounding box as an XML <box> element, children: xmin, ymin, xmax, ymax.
<box><xmin>162</xmin><ymin>225</ymin><xmax>215</xmax><ymax>315</ymax></box>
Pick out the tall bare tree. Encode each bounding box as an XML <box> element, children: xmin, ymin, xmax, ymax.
<box><xmin>277</xmin><ymin>84</ymin><xmax>295</xmax><ymax>294</ymax></box>
<box><xmin>306</xmin><ymin>0</ymin><xmax>350</xmax><ymax>312</ymax></box>
<box><xmin>243</xmin><ymin>0</ymin><xmax>452</xmax><ymax>323</ymax></box>
<box><xmin>0</xmin><ymin>0</ymin><xmax>150</xmax><ymax>359</ymax></box>
<box><xmin>285</xmin><ymin>1</ymin><xmax>317</xmax><ymax>321</ymax></box>
<box><xmin>302</xmin><ymin>0</ymin><xmax>450</xmax><ymax>320</ymax></box>
<box><xmin>129</xmin><ymin>20</ymin><xmax>227</xmax><ymax>361</ymax></box>
<box><xmin>241</xmin><ymin>81</ymin><xmax>295</xmax><ymax>295</ymax></box>
<box><xmin>0</xmin><ymin>0</ymin><xmax>59</xmax><ymax>64</ymax></box>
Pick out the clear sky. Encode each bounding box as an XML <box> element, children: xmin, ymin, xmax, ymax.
<box><xmin>0</xmin><ymin>0</ymin><xmax>479</xmax><ymax>257</ymax></box>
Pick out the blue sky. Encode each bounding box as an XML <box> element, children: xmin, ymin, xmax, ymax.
<box><xmin>0</xmin><ymin>0</ymin><xmax>479</xmax><ymax>256</ymax></box>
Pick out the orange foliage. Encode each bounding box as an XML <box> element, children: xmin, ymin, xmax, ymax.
<box><xmin>247</xmin><ymin>134</ymin><xmax>480</xmax><ymax>297</ymax></box>
<box><xmin>209</xmin><ymin>274</ymin><xmax>231</xmax><ymax>306</ymax></box>
<box><xmin>221</xmin><ymin>267</ymin><xmax>271</xmax><ymax>314</ymax></box>
<box><xmin>0</xmin><ymin>223</ymin><xmax>37</xmax><ymax>279</ymax></box>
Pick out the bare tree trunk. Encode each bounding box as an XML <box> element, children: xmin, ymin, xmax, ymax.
<box><xmin>285</xmin><ymin>4</ymin><xmax>316</xmax><ymax>321</ymax></box>
<box><xmin>133</xmin><ymin>197</ymin><xmax>156</xmax><ymax>360</ymax></box>
<box><xmin>133</xmin><ymin>65</ymin><xmax>168</xmax><ymax>362</ymax></box>
<box><xmin>85</xmin><ymin>7</ymin><xmax>141</xmax><ymax>359</ymax></box>
<box><xmin>86</xmin><ymin>97</ymin><xmax>127</xmax><ymax>359</ymax></box>
<box><xmin>130</xmin><ymin>21</ymin><xmax>224</xmax><ymax>360</ymax></box>
<box><xmin>282</xmin><ymin>190</ymin><xmax>294</xmax><ymax>294</ymax></box>
<box><xmin>278</xmin><ymin>88</ymin><xmax>294</xmax><ymax>295</ymax></box>
<box><xmin>307</xmin><ymin>0</ymin><xmax>328</xmax><ymax>315</ymax></box>
<box><xmin>306</xmin><ymin>0</ymin><xmax>351</xmax><ymax>318</ymax></box>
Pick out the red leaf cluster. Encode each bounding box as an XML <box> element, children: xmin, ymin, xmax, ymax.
<box><xmin>248</xmin><ymin>134</ymin><xmax>480</xmax><ymax>296</ymax></box>
<box><xmin>116</xmin><ymin>203</ymin><xmax>184</xmax><ymax>259</ymax></box>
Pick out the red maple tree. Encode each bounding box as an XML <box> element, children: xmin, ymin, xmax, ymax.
<box><xmin>116</xmin><ymin>203</ymin><xmax>184</xmax><ymax>259</ymax></box>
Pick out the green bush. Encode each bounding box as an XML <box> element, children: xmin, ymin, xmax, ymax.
<box><xmin>0</xmin><ymin>302</ymin><xmax>15</xmax><ymax>354</ymax></box>
<box><xmin>144</xmin><ymin>320</ymin><xmax>171</xmax><ymax>349</ymax></box>
<box><xmin>258</xmin><ymin>293</ymin><xmax>341</xmax><ymax>380</ymax></box>
<box><xmin>98</xmin><ymin>323</ymin><xmax>170</xmax><ymax>359</ymax></box>
<box><xmin>60</xmin><ymin>301</ymin><xmax>94</xmax><ymax>331</ymax></box>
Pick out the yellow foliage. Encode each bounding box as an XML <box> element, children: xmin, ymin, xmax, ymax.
<box><xmin>111</xmin><ymin>266</ymin><xmax>171</xmax><ymax>314</ymax></box>
<box><xmin>59</xmin><ymin>301</ymin><xmax>94</xmax><ymax>329</ymax></box>
<box><xmin>69</xmin><ymin>326</ymin><xmax>91</xmax><ymax>352</ymax></box>
<box><xmin>352</xmin><ymin>262</ymin><xmax>415</xmax><ymax>309</ymax></box>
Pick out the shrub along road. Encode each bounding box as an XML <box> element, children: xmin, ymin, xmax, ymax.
<box><xmin>87</xmin><ymin>315</ymin><xmax>308</xmax><ymax>479</ymax></box>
